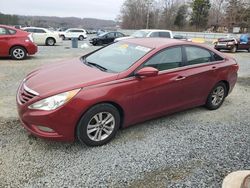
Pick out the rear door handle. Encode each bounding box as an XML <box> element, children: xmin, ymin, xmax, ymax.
<box><xmin>212</xmin><ymin>66</ymin><xmax>217</xmax><ymax>70</ymax></box>
<box><xmin>175</xmin><ymin>76</ymin><xmax>186</xmax><ymax>81</ymax></box>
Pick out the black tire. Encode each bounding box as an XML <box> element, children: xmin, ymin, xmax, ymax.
<box><xmin>61</xmin><ymin>35</ymin><xmax>66</xmax><ymax>40</ymax></box>
<box><xmin>10</xmin><ymin>46</ymin><xmax>27</xmax><ymax>60</ymax></box>
<box><xmin>79</xmin><ymin>35</ymin><xmax>84</xmax><ymax>41</ymax></box>
<box><xmin>77</xmin><ymin>103</ymin><xmax>120</xmax><ymax>146</ymax></box>
<box><xmin>248</xmin><ymin>48</ymin><xmax>250</xmax><ymax>52</ymax></box>
<box><xmin>205</xmin><ymin>82</ymin><xmax>227</xmax><ymax>110</ymax></box>
<box><xmin>46</xmin><ymin>38</ymin><xmax>55</xmax><ymax>46</ymax></box>
<box><xmin>97</xmin><ymin>40</ymin><xmax>103</xmax><ymax>46</ymax></box>
<box><xmin>230</xmin><ymin>46</ymin><xmax>237</xmax><ymax>53</ymax></box>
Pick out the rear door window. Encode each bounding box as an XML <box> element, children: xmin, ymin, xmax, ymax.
<box><xmin>107</xmin><ymin>32</ymin><xmax>115</xmax><ymax>38</ymax></box>
<box><xmin>150</xmin><ymin>32</ymin><xmax>159</xmax><ymax>37</ymax></box>
<box><xmin>116</xmin><ymin>32</ymin><xmax>124</xmax><ymax>38</ymax></box>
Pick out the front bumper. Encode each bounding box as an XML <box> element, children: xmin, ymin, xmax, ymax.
<box><xmin>26</xmin><ymin>42</ymin><xmax>38</xmax><ymax>55</ymax></box>
<box><xmin>16</xmin><ymin>83</ymin><xmax>85</xmax><ymax>142</ymax></box>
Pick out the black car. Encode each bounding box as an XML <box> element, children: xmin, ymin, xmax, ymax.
<box><xmin>89</xmin><ymin>32</ymin><xmax>126</xmax><ymax>46</ymax></box>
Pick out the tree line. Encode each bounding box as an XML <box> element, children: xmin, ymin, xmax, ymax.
<box><xmin>0</xmin><ymin>13</ymin><xmax>19</xmax><ymax>25</ymax></box>
<box><xmin>119</xmin><ymin>0</ymin><xmax>250</xmax><ymax>32</ymax></box>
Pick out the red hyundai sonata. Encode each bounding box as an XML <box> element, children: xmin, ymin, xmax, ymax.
<box><xmin>17</xmin><ymin>38</ymin><xmax>238</xmax><ymax>146</ymax></box>
<box><xmin>0</xmin><ymin>25</ymin><xmax>37</xmax><ymax>60</ymax></box>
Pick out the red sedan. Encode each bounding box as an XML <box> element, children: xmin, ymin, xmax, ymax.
<box><xmin>0</xmin><ymin>25</ymin><xmax>37</xmax><ymax>60</ymax></box>
<box><xmin>16</xmin><ymin>38</ymin><xmax>238</xmax><ymax>146</ymax></box>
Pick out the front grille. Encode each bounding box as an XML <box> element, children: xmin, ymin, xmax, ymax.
<box><xmin>19</xmin><ymin>84</ymin><xmax>38</xmax><ymax>104</ymax></box>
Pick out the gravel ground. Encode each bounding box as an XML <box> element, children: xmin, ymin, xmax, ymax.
<box><xmin>0</xmin><ymin>41</ymin><xmax>249</xmax><ymax>188</ymax></box>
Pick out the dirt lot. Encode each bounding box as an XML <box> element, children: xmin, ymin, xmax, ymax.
<box><xmin>0</xmin><ymin>41</ymin><xmax>249</xmax><ymax>187</ymax></box>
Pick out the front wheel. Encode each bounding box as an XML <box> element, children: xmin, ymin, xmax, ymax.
<box><xmin>205</xmin><ymin>82</ymin><xmax>227</xmax><ymax>110</ymax></box>
<box><xmin>10</xmin><ymin>46</ymin><xmax>27</xmax><ymax>60</ymax></box>
<box><xmin>230</xmin><ymin>46</ymin><xmax>237</xmax><ymax>53</ymax></box>
<box><xmin>77</xmin><ymin>103</ymin><xmax>120</xmax><ymax>146</ymax></box>
<box><xmin>248</xmin><ymin>48</ymin><xmax>250</xmax><ymax>52</ymax></box>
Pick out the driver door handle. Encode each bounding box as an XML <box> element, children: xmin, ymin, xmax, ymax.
<box><xmin>175</xmin><ymin>76</ymin><xmax>186</xmax><ymax>81</ymax></box>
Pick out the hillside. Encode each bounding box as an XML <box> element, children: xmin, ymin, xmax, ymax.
<box><xmin>17</xmin><ymin>15</ymin><xmax>117</xmax><ymax>29</ymax></box>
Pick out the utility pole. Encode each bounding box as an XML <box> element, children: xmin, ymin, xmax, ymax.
<box><xmin>146</xmin><ymin>2</ymin><xmax>152</xmax><ymax>29</ymax></box>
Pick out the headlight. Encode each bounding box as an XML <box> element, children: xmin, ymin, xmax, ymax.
<box><xmin>28</xmin><ymin>89</ymin><xmax>80</xmax><ymax>111</ymax></box>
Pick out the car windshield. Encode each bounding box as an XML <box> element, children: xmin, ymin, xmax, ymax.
<box><xmin>99</xmin><ymin>32</ymin><xmax>108</xmax><ymax>37</ymax></box>
<box><xmin>84</xmin><ymin>42</ymin><xmax>152</xmax><ymax>73</ymax></box>
<box><xmin>131</xmin><ymin>30</ymin><xmax>150</xmax><ymax>38</ymax></box>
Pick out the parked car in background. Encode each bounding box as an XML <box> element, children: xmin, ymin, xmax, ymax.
<box><xmin>0</xmin><ymin>25</ymin><xmax>37</xmax><ymax>60</ymax></box>
<box><xmin>174</xmin><ymin>34</ymin><xmax>192</xmax><ymax>42</ymax></box>
<box><xmin>214</xmin><ymin>34</ymin><xmax>250</xmax><ymax>53</ymax></box>
<box><xmin>89</xmin><ymin>31</ymin><xmax>126</xmax><ymax>46</ymax></box>
<box><xmin>23</xmin><ymin>27</ymin><xmax>61</xmax><ymax>46</ymax></box>
<box><xmin>114</xmin><ymin>29</ymin><xmax>173</xmax><ymax>42</ymax></box>
<box><xmin>17</xmin><ymin>38</ymin><xmax>238</xmax><ymax>146</ymax></box>
<box><xmin>59</xmin><ymin>28</ymin><xmax>87</xmax><ymax>40</ymax></box>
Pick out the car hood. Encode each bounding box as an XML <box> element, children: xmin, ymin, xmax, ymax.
<box><xmin>24</xmin><ymin>58</ymin><xmax>118</xmax><ymax>97</ymax></box>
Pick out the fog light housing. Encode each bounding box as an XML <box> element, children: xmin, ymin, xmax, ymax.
<box><xmin>37</xmin><ymin>126</ymin><xmax>54</xmax><ymax>133</ymax></box>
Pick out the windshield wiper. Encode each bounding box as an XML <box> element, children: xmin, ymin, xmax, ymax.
<box><xmin>84</xmin><ymin>60</ymin><xmax>108</xmax><ymax>72</ymax></box>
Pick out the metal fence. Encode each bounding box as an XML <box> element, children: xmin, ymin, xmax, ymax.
<box><xmin>117</xmin><ymin>29</ymin><xmax>235</xmax><ymax>41</ymax></box>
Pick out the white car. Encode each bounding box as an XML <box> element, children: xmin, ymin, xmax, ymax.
<box><xmin>60</xmin><ymin>28</ymin><xmax>87</xmax><ymax>41</ymax></box>
<box><xmin>22</xmin><ymin>27</ymin><xmax>62</xmax><ymax>46</ymax></box>
<box><xmin>114</xmin><ymin>29</ymin><xmax>174</xmax><ymax>42</ymax></box>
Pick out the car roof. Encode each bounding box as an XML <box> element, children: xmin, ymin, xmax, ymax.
<box><xmin>122</xmin><ymin>38</ymin><xmax>187</xmax><ymax>48</ymax></box>
<box><xmin>23</xmin><ymin>27</ymin><xmax>48</xmax><ymax>30</ymax></box>
<box><xmin>139</xmin><ymin>29</ymin><xmax>172</xmax><ymax>33</ymax></box>
<box><xmin>67</xmin><ymin>28</ymin><xmax>85</xmax><ymax>30</ymax></box>
<box><xmin>0</xmin><ymin>24</ymin><xmax>17</xmax><ymax>30</ymax></box>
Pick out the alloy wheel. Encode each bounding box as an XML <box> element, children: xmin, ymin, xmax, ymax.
<box><xmin>211</xmin><ymin>86</ymin><xmax>225</xmax><ymax>106</ymax></box>
<box><xmin>13</xmin><ymin>48</ymin><xmax>25</xmax><ymax>59</ymax></box>
<box><xmin>87</xmin><ymin>112</ymin><xmax>115</xmax><ymax>142</ymax></box>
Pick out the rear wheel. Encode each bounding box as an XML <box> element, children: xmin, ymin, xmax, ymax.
<box><xmin>77</xmin><ymin>103</ymin><xmax>120</xmax><ymax>146</ymax></box>
<box><xmin>46</xmin><ymin>38</ymin><xmax>55</xmax><ymax>46</ymax></box>
<box><xmin>61</xmin><ymin>35</ymin><xmax>66</xmax><ymax>40</ymax></box>
<box><xmin>10</xmin><ymin>46</ymin><xmax>27</xmax><ymax>60</ymax></box>
<box><xmin>248</xmin><ymin>48</ymin><xmax>250</xmax><ymax>52</ymax></box>
<box><xmin>79</xmin><ymin>35</ymin><xmax>84</xmax><ymax>41</ymax></box>
<box><xmin>205</xmin><ymin>82</ymin><xmax>227</xmax><ymax>110</ymax></box>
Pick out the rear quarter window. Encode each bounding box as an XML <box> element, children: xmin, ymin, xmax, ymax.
<box><xmin>8</xmin><ymin>29</ymin><xmax>17</xmax><ymax>35</ymax></box>
<box><xmin>212</xmin><ymin>52</ymin><xmax>224</xmax><ymax>61</ymax></box>
<box><xmin>159</xmin><ymin>32</ymin><xmax>171</xmax><ymax>38</ymax></box>
<box><xmin>185</xmin><ymin>46</ymin><xmax>213</xmax><ymax>65</ymax></box>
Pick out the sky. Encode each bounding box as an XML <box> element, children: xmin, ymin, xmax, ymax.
<box><xmin>0</xmin><ymin>0</ymin><xmax>125</xmax><ymax>20</ymax></box>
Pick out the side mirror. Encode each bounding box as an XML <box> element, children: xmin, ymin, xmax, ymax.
<box><xmin>135</xmin><ymin>67</ymin><xmax>159</xmax><ymax>78</ymax></box>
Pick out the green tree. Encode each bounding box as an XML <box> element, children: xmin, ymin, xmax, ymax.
<box><xmin>0</xmin><ymin>12</ymin><xmax>19</xmax><ymax>25</ymax></box>
<box><xmin>190</xmin><ymin>0</ymin><xmax>211</xmax><ymax>30</ymax></box>
<box><xmin>174</xmin><ymin>5</ymin><xmax>188</xmax><ymax>29</ymax></box>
